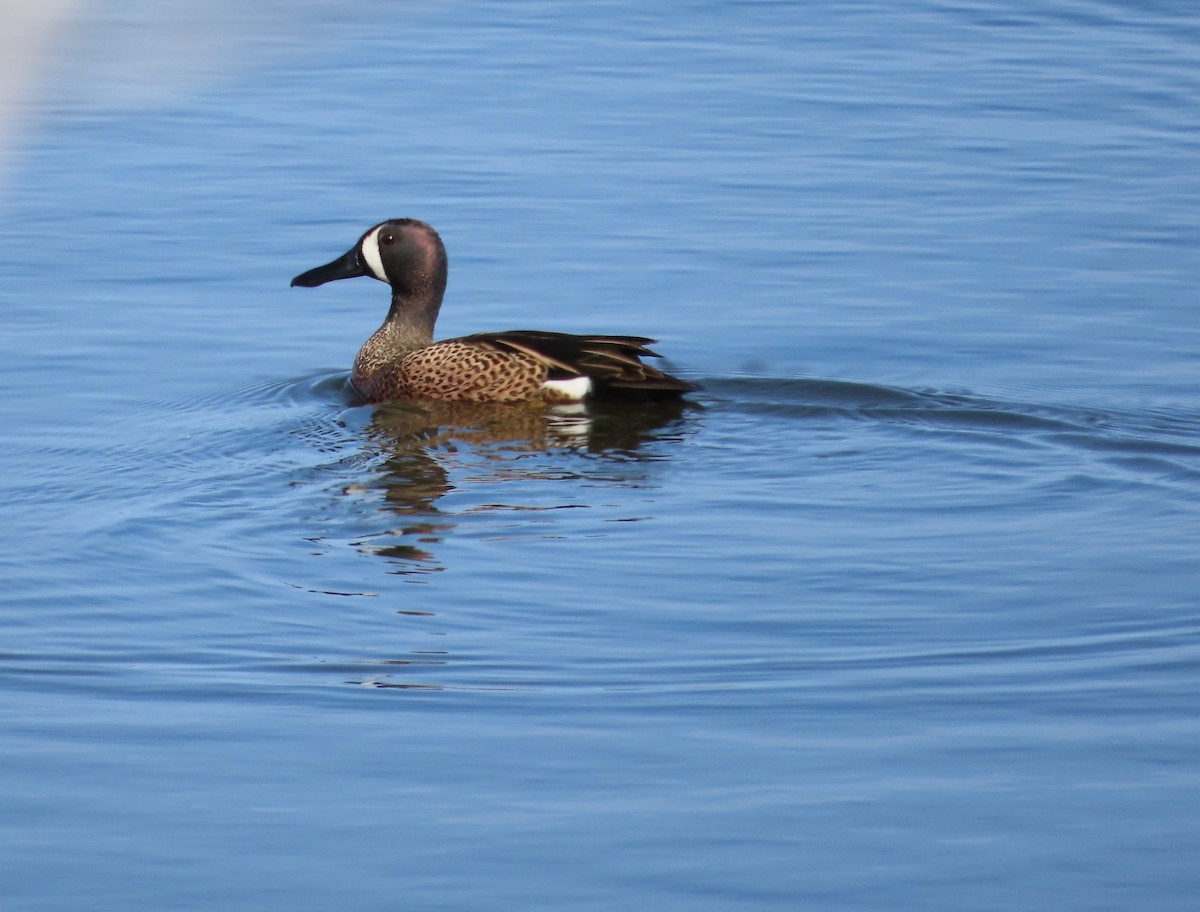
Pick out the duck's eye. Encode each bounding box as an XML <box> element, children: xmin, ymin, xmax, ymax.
<box><xmin>380</xmin><ymin>233</ymin><xmax>396</xmax><ymax>246</ymax></box>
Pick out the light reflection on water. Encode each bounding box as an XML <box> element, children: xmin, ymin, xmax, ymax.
<box><xmin>318</xmin><ymin>394</ymin><xmax>696</xmax><ymax>574</ymax></box>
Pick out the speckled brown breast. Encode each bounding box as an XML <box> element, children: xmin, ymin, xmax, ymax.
<box><xmin>402</xmin><ymin>341</ymin><xmax>551</xmax><ymax>401</ymax></box>
<box><xmin>352</xmin><ymin>340</ymin><xmax>550</xmax><ymax>402</ymax></box>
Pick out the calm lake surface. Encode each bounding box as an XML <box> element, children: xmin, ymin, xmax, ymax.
<box><xmin>2</xmin><ymin>1</ymin><xmax>1199</xmax><ymax>909</ymax></box>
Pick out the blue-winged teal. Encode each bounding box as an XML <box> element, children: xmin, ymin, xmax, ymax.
<box><xmin>291</xmin><ymin>219</ymin><xmax>697</xmax><ymax>403</ymax></box>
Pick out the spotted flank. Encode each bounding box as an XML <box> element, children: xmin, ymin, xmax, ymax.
<box><xmin>291</xmin><ymin>219</ymin><xmax>697</xmax><ymax>404</ymax></box>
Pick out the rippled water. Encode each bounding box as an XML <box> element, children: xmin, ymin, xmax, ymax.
<box><xmin>2</xmin><ymin>1</ymin><xmax>1199</xmax><ymax>910</ymax></box>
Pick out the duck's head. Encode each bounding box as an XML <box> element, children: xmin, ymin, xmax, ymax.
<box><xmin>291</xmin><ymin>218</ymin><xmax>448</xmax><ymax>302</ymax></box>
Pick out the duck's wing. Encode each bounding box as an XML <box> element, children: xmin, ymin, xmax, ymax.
<box><xmin>459</xmin><ymin>330</ymin><xmax>699</xmax><ymax>397</ymax></box>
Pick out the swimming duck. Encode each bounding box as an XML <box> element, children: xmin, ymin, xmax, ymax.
<box><xmin>291</xmin><ymin>219</ymin><xmax>697</xmax><ymax>403</ymax></box>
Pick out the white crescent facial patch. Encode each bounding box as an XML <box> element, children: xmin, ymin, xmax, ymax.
<box><xmin>360</xmin><ymin>225</ymin><xmax>388</xmax><ymax>282</ymax></box>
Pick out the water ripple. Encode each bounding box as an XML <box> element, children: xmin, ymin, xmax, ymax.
<box><xmin>701</xmin><ymin>375</ymin><xmax>1200</xmax><ymax>476</ymax></box>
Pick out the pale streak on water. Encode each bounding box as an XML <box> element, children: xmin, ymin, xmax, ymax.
<box><xmin>1</xmin><ymin>1</ymin><xmax>1199</xmax><ymax>910</ymax></box>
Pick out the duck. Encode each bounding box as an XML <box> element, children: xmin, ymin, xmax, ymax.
<box><xmin>290</xmin><ymin>219</ymin><xmax>697</xmax><ymax>403</ymax></box>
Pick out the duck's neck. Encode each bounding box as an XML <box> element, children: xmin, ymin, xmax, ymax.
<box><xmin>354</xmin><ymin>291</ymin><xmax>440</xmax><ymax>379</ymax></box>
<box><xmin>386</xmin><ymin>290</ymin><xmax>442</xmax><ymax>349</ymax></box>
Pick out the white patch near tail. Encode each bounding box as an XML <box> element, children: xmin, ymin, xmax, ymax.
<box><xmin>540</xmin><ymin>376</ymin><xmax>592</xmax><ymax>402</ymax></box>
<box><xmin>361</xmin><ymin>226</ymin><xmax>388</xmax><ymax>282</ymax></box>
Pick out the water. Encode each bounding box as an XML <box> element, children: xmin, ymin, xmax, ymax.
<box><xmin>2</xmin><ymin>1</ymin><xmax>1199</xmax><ymax>909</ymax></box>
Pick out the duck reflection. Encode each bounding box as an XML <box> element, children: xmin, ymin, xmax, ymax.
<box><xmin>346</xmin><ymin>396</ymin><xmax>695</xmax><ymax>574</ymax></box>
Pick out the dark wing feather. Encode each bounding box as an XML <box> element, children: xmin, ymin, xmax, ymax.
<box><xmin>456</xmin><ymin>330</ymin><xmax>698</xmax><ymax>396</ymax></box>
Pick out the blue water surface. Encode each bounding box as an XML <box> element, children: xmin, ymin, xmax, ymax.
<box><xmin>1</xmin><ymin>1</ymin><xmax>1198</xmax><ymax>910</ymax></box>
